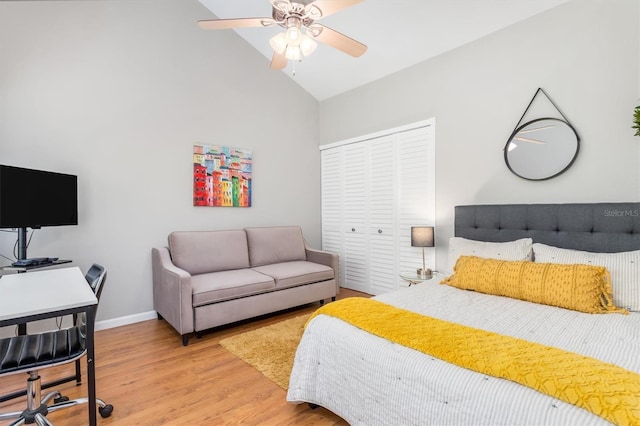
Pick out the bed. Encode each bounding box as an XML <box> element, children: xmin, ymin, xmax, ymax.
<box><xmin>287</xmin><ymin>203</ymin><xmax>640</xmax><ymax>425</ymax></box>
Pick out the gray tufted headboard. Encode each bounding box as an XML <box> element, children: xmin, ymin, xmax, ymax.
<box><xmin>455</xmin><ymin>203</ymin><xmax>640</xmax><ymax>253</ymax></box>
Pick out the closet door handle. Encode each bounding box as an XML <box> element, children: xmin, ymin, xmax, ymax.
<box><xmin>351</xmin><ymin>227</ymin><xmax>356</xmax><ymax>232</ymax></box>
<box><xmin>378</xmin><ymin>229</ymin><xmax>383</xmax><ymax>234</ymax></box>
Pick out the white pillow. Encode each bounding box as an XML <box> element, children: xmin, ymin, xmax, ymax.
<box><xmin>446</xmin><ymin>237</ymin><xmax>533</xmax><ymax>274</ymax></box>
<box><xmin>533</xmin><ymin>243</ymin><xmax>640</xmax><ymax>312</ymax></box>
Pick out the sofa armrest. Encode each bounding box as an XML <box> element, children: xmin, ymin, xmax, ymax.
<box><xmin>305</xmin><ymin>246</ymin><xmax>340</xmax><ymax>293</ymax></box>
<box><xmin>152</xmin><ymin>247</ymin><xmax>194</xmax><ymax>336</ymax></box>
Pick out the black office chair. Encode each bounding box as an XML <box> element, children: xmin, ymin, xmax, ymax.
<box><xmin>0</xmin><ymin>264</ymin><xmax>113</xmax><ymax>425</ymax></box>
<box><xmin>67</xmin><ymin>264</ymin><xmax>110</xmax><ymax>389</ymax></box>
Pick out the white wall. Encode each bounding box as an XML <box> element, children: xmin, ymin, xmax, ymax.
<box><xmin>318</xmin><ymin>0</ymin><xmax>640</xmax><ymax>272</ymax></box>
<box><xmin>0</xmin><ymin>0</ymin><xmax>320</xmax><ymax>326</ymax></box>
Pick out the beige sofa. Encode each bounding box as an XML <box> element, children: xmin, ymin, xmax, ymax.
<box><xmin>152</xmin><ymin>226</ymin><xmax>338</xmax><ymax>345</ymax></box>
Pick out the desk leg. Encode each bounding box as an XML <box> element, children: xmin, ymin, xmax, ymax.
<box><xmin>86</xmin><ymin>305</ymin><xmax>97</xmax><ymax>426</ymax></box>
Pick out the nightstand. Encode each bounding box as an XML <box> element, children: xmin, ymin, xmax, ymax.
<box><xmin>399</xmin><ymin>272</ymin><xmax>434</xmax><ymax>286</ymax></box>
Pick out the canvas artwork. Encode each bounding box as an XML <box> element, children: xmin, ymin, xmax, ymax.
<box><xmin>193</xmin><ymin>144</ymin><xmax>252</xmax><ymax>207</ymax></box>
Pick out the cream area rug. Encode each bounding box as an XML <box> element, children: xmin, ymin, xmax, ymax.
<box><xmin>219</xmin><ymin>314</ymin><xmax>310</xmax><ymax>390</ymax></box>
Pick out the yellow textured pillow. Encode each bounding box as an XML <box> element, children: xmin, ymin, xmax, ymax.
<box><xmin>441</xmin><ymin>256</ymin><xmax>628</xmax><ymax>314</ymax></box>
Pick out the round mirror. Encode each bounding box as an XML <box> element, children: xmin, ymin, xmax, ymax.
<box><xmin>504</xmin><ymin>117</ymin><xmax>580</xmax><ymax>181</ymax></box>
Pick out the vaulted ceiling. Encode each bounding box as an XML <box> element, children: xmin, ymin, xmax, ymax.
<box><xmin>198</xmin><ymin>0</ymin><xmax>570</xmax><ymax>100</ymax></box>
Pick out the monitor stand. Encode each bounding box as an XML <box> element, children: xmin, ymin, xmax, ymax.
<box><xmin>4</xmin><ymin>229</ymin><xmax>71</xmax><ymax>271</ymax></box>
<box><xmin>16</xmin><ymin>228</ymin><xmax>28</xmax><ymax>336</ymax></box>
<box><xmin>17</xmin><ymin>227</ymin><xmax>27</xmax><ymax>260</ymax></box>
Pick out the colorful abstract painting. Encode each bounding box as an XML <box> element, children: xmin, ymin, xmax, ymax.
<box><xmin>193</xmin><ymin>144</ymin><xmax>252</xmax><ymax>207</ymax></box>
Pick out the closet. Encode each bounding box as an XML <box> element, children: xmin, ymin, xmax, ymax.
<box><xmin>320</xmin><ymin>119</ymin><xmax>436</xmax><ymax>295</ymax></box>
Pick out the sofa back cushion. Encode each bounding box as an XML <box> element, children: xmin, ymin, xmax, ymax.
<box><xmin>169</xmin><ymin>230</ymin><xmax>250</xmax><ymax>275</ymax></box>
<box><xmin>245</xmin><ymin>226</ymin><xmax>307</xmax><ymax>267</ymax></box>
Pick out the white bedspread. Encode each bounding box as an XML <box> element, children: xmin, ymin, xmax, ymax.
<box><xmin>287</xmin><ymin>281</ymin><xmax>640</xmax><ymax>425</ymax></box>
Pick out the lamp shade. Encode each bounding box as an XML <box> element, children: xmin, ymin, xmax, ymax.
<box><xmin>411</xmin><ymin>226</ymin><xmax>434</xmax><ymax>248</ymax></box>
<box><xmin>269</xmin><ymin>32</ymin><xmax>287</xmax><ymax>54</ymax></box>
<box><xmin>285</xmin><ymin>26</ymin><xmax>302</xmax><ymax>46</ymax></box>
<box><xmin>299</xmin><ymin>34</ymin><xmax>317</xmax><ymax>56</ymax></box>
<box><xmin>285</xmin><ymin>45</ymin><xmax>302</xmax><ymax>61</ymax></box>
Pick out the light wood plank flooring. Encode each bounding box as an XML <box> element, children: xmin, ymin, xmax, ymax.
<box><xmin>0</xmin><ymin>288</ymin><xmax>370</xmax><ymax>425</ymax></box>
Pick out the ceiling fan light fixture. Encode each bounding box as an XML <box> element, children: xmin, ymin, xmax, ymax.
<box><xmin>269</xmin><ymin>32</ymin><xmax>287</xmax><ymax>54</ymax></box>
<box><xmin>285</xmin><ymin>26</ymin><xmax>302</xmax><ymax>46</ymax></box>
<box><xmin>299</xmin><ymin>34</ymin><xmax>317</xmax><ymax>56</ymax></box>
<box><xmin>271</xmin><ymin>27</ymin><xmax>315</xmax><ymax>61</ymax></box>
<box><xmin>285</xmin><ymin>45</ymin><xmax>302</xmax><ymax>61</ymax></box>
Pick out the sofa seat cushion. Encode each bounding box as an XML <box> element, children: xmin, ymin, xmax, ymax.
<box><xmin>191</xmin><ymin>269</ymin><xmax>275</xmax><ymax>306</ymax></box>
<box><xmin>252</xmin><ymin>261</ymin><xmax>334</xmax><ymax>290</ymax></box>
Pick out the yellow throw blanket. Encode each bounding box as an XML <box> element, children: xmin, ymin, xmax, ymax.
<box><xmin>308</xmin><ymin>298</ymin><xmax>640</xmax><ymax>425</ymax></box>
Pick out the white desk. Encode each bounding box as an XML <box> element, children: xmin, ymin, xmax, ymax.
<box><xmin>0</xmin><ymin>267</ymin><xmax>99</xmax><ymax>425</ymax></box>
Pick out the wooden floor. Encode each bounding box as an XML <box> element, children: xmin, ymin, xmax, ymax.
<box><xmin>0</xmin><ymin>288</ymin><xmax>370</xmax><ymax>425</ymax></box>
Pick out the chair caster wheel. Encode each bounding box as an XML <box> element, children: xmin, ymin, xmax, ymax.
<box><xmin>54</xmin><ymin>395</ymin><xmax>69</xmax><ymax>403</ymax></box>
<box><xmin>99</xmin><ymin>404</ymin><xmax>114</xmax><ymax>418</ymax></box>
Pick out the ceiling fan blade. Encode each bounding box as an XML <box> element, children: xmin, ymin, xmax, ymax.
<box><xmin>306</xmin><ymin>0</ymin><xmax>365</xmax><ymax>19</ymax></box>
<box><xmin>270</xmin><ymin>0</ymin><xmax>292</xmax><ymax>14</ymax></box>
<box><xmin>312</xmin><ymin>25</ymin><xmax>367</xmax><ymax>57</ymax></box>
<box><xmin>270</xmin><ymin>51</ymin><xmax>287</xmax><ymax>70</ymax></box>
<box><xmin>197</xmin><ymin>18</ymin><xmax>274</xmax><ymax>30</ymax></box>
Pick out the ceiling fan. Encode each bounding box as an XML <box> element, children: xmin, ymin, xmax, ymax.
<box><xmin>197</xmin><ymin>0</ymin><xmax>368</xmax><ymax>70</ymax></box>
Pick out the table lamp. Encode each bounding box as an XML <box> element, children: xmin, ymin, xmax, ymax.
<box><xmin>411</xmin><ymin>226</ymin><xmax>434</xmax><ymax>278</ymax></box>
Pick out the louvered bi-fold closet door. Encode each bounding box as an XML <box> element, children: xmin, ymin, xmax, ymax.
<box><xmin>368</xmin><ymin>135</ymin><xmax>397</xmax><ymax>293</ymax></box>
<box><xmin>320</xmin><ymin>143</ymin><xmax>369</xmax><ymax>293</ymax></box>
<box><xmin>342</xmin><ymin>142</ymin><xmax>369</xmax><ymax>291</ymax></box>
<box><xmin>320</xmin><ymin>148</ymin><xmax>343</xmax><ymax>276</ymax></box>
<box><xmin>320</xmin><ymin>119</ymin><xmax>436</xmax><ymax>295</ymax></box>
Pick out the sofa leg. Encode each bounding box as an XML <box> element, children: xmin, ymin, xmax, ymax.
<box><xmin>319</xmin><ymin>299</ymin><xmax>325</xmax><ymax>305</ymax></box>
<box><xmin>157</xmin><ymin>312</ymin><xmax>164</xmax><ymax>320</ymax></box>
<box><xmin>182</xmin><ymin>335</ymin><xmax>189</xmax><ymax>346</ymax></box>
<box><xmin>331</xmin><ymin>296</ymin><xmax>336</xmax><ymax>302</ymax></box>
<box><xmin>308</xmin><ymin>403</ymin><xmax>320</xmax><ymax>410</ymax></box>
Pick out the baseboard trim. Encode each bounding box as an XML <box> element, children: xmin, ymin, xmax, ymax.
<box><xmin>95</xmin><ymin>310</ymin><xmax>157</xmax><ymax>331</ymax></box>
